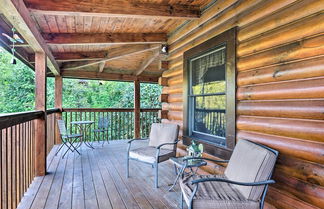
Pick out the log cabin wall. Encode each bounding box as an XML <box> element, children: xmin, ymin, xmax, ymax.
<box><xmin>162</xmin><ymin>0</ymin><xmax>324</xmax><ymax>208</ymax></box>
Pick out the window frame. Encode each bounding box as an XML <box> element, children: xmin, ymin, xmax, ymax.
<box><xmin>183</xmin><ymin>27</ymin><xmax>237</xmax><ymax>159</ymax></box>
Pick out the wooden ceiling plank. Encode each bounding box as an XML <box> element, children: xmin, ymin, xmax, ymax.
<box><xmin>0</xmin><ymin>0</ymin><xmax>60</xmax><ymax>75</ymax></box>
<box><xmin>26</xmin><ymin>0</ymin><xmax>200</xmax><ymax>19</ymax></box>
<box><xmin>62</xmin><ymin>45</ymin><xmax>160</xmax><ymax>70</ymax></box>
<box><xmin>135</xmin><ymin>50</ymin><xmax>160</xmax><ymax>76</ymax></box>
<box><xmin>42</xmin><ymin>33</ymin><xmax>167</xmax><ymax>45</ymax></box>
<box><xmin>60</xmin><ymin>70</ymin><xmax>159</xmax><ymax>83</ymax></box>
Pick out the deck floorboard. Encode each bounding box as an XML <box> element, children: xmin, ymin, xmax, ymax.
<box><xmin>17</xmin><ymin>140</ymin><xmax>183</xmax><ymax>209</ymax></box>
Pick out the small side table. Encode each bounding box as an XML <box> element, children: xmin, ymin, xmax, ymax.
<box><xmin>168</xmin><ymin>156</ymin><xmax>207</xmax><ymax>191</ymax></box>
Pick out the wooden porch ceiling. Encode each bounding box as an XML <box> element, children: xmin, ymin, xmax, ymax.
<box><xmin>0</xmin><ymin>0</ymin><xmax>212</xmax><ymax>82</ymax></box>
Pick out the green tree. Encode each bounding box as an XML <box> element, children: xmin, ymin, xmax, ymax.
<box><xmin>0</xmin><ymin>47</ymin><xmax>162</xmax><ymax>113</ymax></box>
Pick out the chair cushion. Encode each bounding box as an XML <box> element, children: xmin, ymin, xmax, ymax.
<box><xmin>180</xmin><ymin>174</ymin><xmax>259</xmax><ymax>209</ymax></box>
<box><xmin>224</xmin><ymin>140</ymin><xmax>277</xmax><ymax>201</ymax></box>
<box><xmin>67</xmin><ymin>133</ymin><xmax>83</xmax><ymax>138</ymax></box>
<box><xmin>148</xmin><ymin>123</ymin><xmax>179</xmax><ymax>150</ymax></box>
<box><xmin>129</xmin><ymin>146</ymin><xmax>175</xmax><ymax>164</ymax></box>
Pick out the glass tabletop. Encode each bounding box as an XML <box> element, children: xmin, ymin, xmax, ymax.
<box><xmin>170</xmin><ymin>156</ymin><xmax>207</xmax><ymax>168</ymax></box>
<box><xmin>70</xmin><ymin>121</ymin><xmax>95</xmax><ymax>125</ymax></box>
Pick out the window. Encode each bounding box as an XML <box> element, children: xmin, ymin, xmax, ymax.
<box><xmin>183</xmin><ymin>28</ymin><xmax>236</xmax><ymax>159</ymax></box>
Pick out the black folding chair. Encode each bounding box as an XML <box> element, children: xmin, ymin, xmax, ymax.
<box><xmin>92</xmin><ymin>117</ymin><xmax>109</xmax><ymax>146</ymax></box>
<box><xmin>55</xmin><ymin>120</ymin><xmax>82</xmax><ymax>158</ymax></box>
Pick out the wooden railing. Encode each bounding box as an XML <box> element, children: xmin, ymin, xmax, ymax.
<box><xmin>62</xmin><ymin>108</ymin><xmax>161</xmax><ymax>140</ymax></box>
<box><xmin>194</xmin><ymin>108</ymin><xmax>226</xmax><ymax>137</ymax></box>
<box><xmin>0</xmin><ymin>110</ymin><xmax>42</xmax><ymax>209</ymax></box>
<box><xmin>0</xmin><ymin>107</ymin><xmax>159</xmax><ymax>209</ymax></box>
<box><xmin>46</xmin><ymin>108</ymin><xmax>60</xmax><ymax>155</ymax></box>
<box><xmin>140</xmin><ymin>108</ymin><xmax>161</xmax><ymax>138</ymax></box>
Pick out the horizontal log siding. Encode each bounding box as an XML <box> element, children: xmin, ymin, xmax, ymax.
<box><xmin>163</xmin><ymin>0</ymin><xmax>324</xmax><ymax>208</ymax></box>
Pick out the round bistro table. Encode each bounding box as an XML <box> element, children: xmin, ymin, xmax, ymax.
<box><xmin>70</xmin><ymin>120</ymin><xmax>95</xmax><ymax>149</ymax></box>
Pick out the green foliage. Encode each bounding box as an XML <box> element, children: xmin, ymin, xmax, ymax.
<box><xmin>0</xmin><ymin>50</ymin><xmax>35</xmax><ymax>113</ymax></box>
<box><xmin>0</xmin><ymin>47</ymin><xmax>162</xmax><ymax>113</ymax></box>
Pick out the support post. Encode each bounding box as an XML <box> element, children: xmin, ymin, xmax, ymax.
<box><xmin>134</xmin><ymin>79</ymin><xmax>141</xmax><ymax>138</ymax></box>
<box><xmin>54</xmin><ymin>76</ymin><xmax>63</xmax><ymax>144</ymax></box>
<box><xmin>35</xmin><ymin>52</ymin><xmax>47</xmax><ymax>176</ymax></box>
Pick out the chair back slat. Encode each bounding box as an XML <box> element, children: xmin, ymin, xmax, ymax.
<box><xmin>57</xmin><ymin>120</ymin><xmax>68</xmax><ymax>137</ymax></box>
<box><xmin>98</xmin><ymin>117</ymin><xmax>109</xmax><ymax>129</ymax></box>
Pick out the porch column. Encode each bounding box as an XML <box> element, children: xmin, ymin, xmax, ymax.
<box><xmin>134</xmin><ymin>79</ymin><xmax>141</xmax><ymax>138</ymax></box>
<box><xmin>54</xmin><ymin>76</ymin><xmax>63</xmax><ymax>144</ymax></box>
<box><xmin>35</xmin><ymin>52</ymin><xmax>47</xmax><ymax>176</ymax></box>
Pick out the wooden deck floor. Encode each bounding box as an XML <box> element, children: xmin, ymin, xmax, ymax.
<box><xmin>17</xmin><ymin>140</ymin><xmax>182</xmax><ymax>209</ymax></box>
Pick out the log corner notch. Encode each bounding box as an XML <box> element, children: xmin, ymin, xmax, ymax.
<box><xmin>0</xmin><ymin>0</ymin><xmax>60</xmax><ymax>75</ymax></box>
<box><xmin>159</xmin><ymin>94</ymin><xmax>168</xmax><ymax>103</ymax></box>
<box><xmin>158</xmin><ymin>110</ymin><xmax>168</xmax><ymax>119</ymax></box>
<box><xmin>158</xmin><ymin>77</ymin><xmax>168</xmax><ymax>86</ymax></box>
<box><xmin>25</xmin><ymin>0</ymin><xmax>201</xmax><ymax>19</ymax></box>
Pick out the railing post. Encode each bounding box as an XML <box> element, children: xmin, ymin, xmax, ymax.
<box><xmin>35</xmin><ymin>52</ymin><xmax>47</xmax><ymax>176</ymax></box>
<box><xmin>55</xmin><ymin>76</ymin><xmax>63</xmax><ymax>144</ymax></box>
<box><xmin>134</xmin><ymin>79</ymin><xmax>140</xmax><ymax>138</ymax></box>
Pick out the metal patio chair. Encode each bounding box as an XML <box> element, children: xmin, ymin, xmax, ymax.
<box><xmin>126</xmin><ymin>123</ymin><xmax>180</xmax><ymax>188</ymax></box>
<box><xmin>92</xmin><ymin>117</ymin><xmax>109</xmax><ymax>145</ymax></box>
<box><xmin>179</xmin><ymin>139</ymin><xmax>278</xmax><ymax>209</ymax></box>
<box><xmin>55</xmin><ymin>120</ymin><xmax>82</xmax><ymax>158</ymax></box>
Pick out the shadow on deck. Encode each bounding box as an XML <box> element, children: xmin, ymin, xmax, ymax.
<box><xmin>18</xmin><ymin>140</ymin><xmax>182</xmax><ymax>209</ymax></box>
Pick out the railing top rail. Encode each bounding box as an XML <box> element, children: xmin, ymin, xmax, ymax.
<box><xmin>63</xmin><ymin>108</ymin><xmax>161</xmax><ymax>112</ymax></box>
<box><xmin>63</xmin><ymin>108</ymin><xmax>134</xmax><ymax>112</ymax></box>
<box><xmin>195</xmin><ymin>108</ymin><xmax>226</xmax><ymax>113</ymax></box>
<box><xmin>140</xmin><ymin>108</ymin><xmax>161</xmax><ymax>112</ymax></box>
<box><xmin>46</xmin><ymin>108</ymin><xmax>61</xmax><ymax>114</ymax></box>
<box><xmin>0</xmin><ymin>110</ymin><xmax>43</xmax><ymax>129</ymax></box>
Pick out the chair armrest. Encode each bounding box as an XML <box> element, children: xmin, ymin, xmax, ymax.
<box><xmin>156</xmin><ymin>140</ymin><xmax>179</xmax><ymax>149</ymax></box>
<box><xmin>127</xmin><ymin>138</ymin><xmax>148</xmax><ymax>153</ymax></box>
<box><xmin>183</xmin><ymin>157</ymin><xmax>229</xmax><ymax>164</ymax></box>
<box><xmin>191</xmin><ymin>177</ymin><xmax>275</xmax><ymax>186</ymax></box>
<box><xmin>155</xmin><ymin>140</ymin><xmax>179</xmax><ymax>160</ymax></box>
<box><xmin>127</xmin><ymin>138</ymin><xmax>148</xmax><ymax>144</ymax></box>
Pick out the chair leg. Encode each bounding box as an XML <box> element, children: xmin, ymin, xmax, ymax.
<box><xmin>181</xmin><ymin>192</ymin><xmax>184</xmax><ymax>209</ymax></box>
<box><xmin>70</xmin><ymin>138</ymin><xmax>81</xmax><ymax>155</ymax></box>
<box><xmin>174</xmin><ymin>164</ymin><xmax>178</xmax><ymax>175</ymax></box>
<box><xmin>126</xmin><ymin>154</ymin><xmax>129</xmax><ymax>178</ymax></box>
<box><xmin>55</xmin><ymin>143</ymin><xmax>64</xmax><ymax>156</ymax></box>
<box><xmin>154</xmin><ymin>162</ymin><xmax>158</xmax><ymax>188</ymax></box>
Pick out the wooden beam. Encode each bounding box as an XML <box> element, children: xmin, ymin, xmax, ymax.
<box><xmin>55</xmin><ymin>51</ymin><xmax>107</xmax><ymax>62</ymax></box>
<box><xmin>29</xmin><ymin>51</ymin><xmax>110</xmax><ymax>62</ymax></box>
<box><xmin>135</xmin><ymin>50</ymin><xmax>160</xmax><ymax>76</ymax></box>
<box><xmin>61</xmin><ymin>70</ymin><xmax>159</xmax><ymax>83</ymax></box>
<box><xmin>134</xmin><ymin>79</ymin><xmax>141</xmax><ymax>138</ymax></box>
<box><xmin>34</xmin><ymin>52</ymin><xmax>47</xmax><ymax>176</ymax></box>
<box><xmin>25</xmin><ymin>0</ymin><xmax>200</xmax><ymax>19</ymax></box>
<box><xmin>98</xmin><ymin>62</ymin><xmax>105</xmax><ymax>73</ymax></box>
<box><xmin>54</xmin><ymin>76</ymin><xmax>62</xmax><ymax>144</ymax></box>
<box><xmin>62</xmin><ymin>45</ymin><xmax>160</xmax><ymax>70</ymax></box>
<box><xmin>43</xmin><ymin>33</ymin><xmax>167</xmax><ymax>45</ymax></box>
<box><xmin>0</xmin><ymin>0</ymin><xmax>60</xmax><ymax>75</ymax></box>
